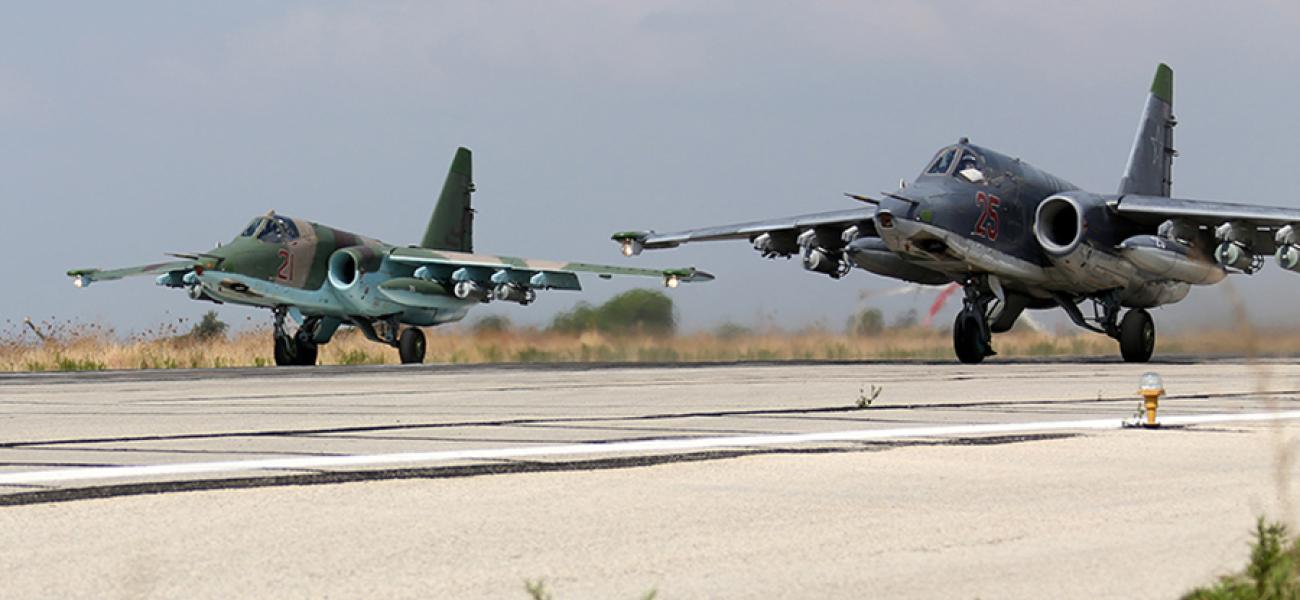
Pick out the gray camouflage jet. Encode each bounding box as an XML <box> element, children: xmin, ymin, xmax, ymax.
<box><xmin>613</xmin><ymin>64</ymin><xmax>1299</xmax><ymax>363</ymax></box>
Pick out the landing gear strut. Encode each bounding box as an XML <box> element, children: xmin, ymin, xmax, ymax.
<box><xmin>352</xmin><ymin>316</ymin><xmax>428</xmax><ymax>365</ymax></box>
<box><xmin>952</xmin><ymin>276</ymin><xmax>998</xmax><ymax>364</ymax></box>
<box><xmin>1054</xmin><ymin>292</ymin><xmax>1155</xmax><ymax>363</ymax></box>
<box><xmin>272</xmin><ymin>307</ymin><xmax>319</xmax><ymax>366</ymax></box>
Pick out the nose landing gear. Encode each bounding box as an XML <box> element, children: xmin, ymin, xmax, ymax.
<box><xmin>952</xmin><ymin>276</ymin><xmax>999</xmax><ymax>364</ymax></box>
<box><xmin>272</xmin><ymin>307</ymin><xmax>320</xmax><ymax>366</ymax></box>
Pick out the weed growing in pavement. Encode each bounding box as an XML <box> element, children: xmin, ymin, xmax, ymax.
<box><xmin>524</xmin><ymin>579</ymin><xmax>553</xmax><ymax>600</ymax></box>
<box><xmin>523</xmin><ymin>580</ymin><xmax>657</xmax><ymax>600</ymax></box>
<box><xmin>1184</xmin><ymin>518</ymin><xmax>1300</xmax><ymax>599</ymax></box>
<box><xmin>857</xmin><ymin>384</ymin><xmax>883</xmax><ymax>409</ymax></box>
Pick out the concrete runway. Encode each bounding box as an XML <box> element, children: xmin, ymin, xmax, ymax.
<box><xmin>3</xmin><ymin>360</ymin><xmax>1300</xmax><ymax>598</ymax></box>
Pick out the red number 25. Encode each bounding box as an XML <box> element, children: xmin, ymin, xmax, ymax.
<box><xmin>974</xmin><ymin>192</ymin><xmax>1000</xmax><ymax>241</ymax></box>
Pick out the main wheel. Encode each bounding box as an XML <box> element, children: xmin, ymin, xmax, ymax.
<box><xmin>293</xmin><ymin>332</ymin><xmax>319</xmax><ymax>366</ymax></box>
<box><xmin>952</xmin><ymin>311</ymin><xmax>986</xmax><ymax>364</ymax></box>
<box><xmin>1118</xmin><ymin>308</ymin><xmax>1155</xmax><ymax>363</ymax></box>
<box><xmin>398</xmin><ymin>328</ymin><xmax>426</xmax><ymax>364</ymax></box>
<box><xmin>273</xmin><ymin>335</ymin><xmax>294</xmax><ymax>366</ymax></box>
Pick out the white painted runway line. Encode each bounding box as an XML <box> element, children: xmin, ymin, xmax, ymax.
<box><xmin>3</xmin><ymin>410</ymin><xmax>1300</xmax><ymax>487</ymax></box>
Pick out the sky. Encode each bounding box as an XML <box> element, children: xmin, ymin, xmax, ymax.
<box><xmin>3</xmin><ymin>1</ymin><xmax>1300</xmax><ymax>337</ymax></box>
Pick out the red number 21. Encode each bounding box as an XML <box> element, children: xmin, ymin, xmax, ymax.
<box><xmin>974</xmin><ymin>192</ymin><xmax>1001</xmax><ymax>241</ymax></box>
<box><xmin>277</xmin><ymin>249</ymin><xmax>294</xmax><ymax>281</ymax></box>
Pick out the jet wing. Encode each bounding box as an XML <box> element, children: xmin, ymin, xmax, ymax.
<box><xmin>611</xmin><ymin>207</ymin><xmax>876</xmax><ymax>251</ymax></box>
<box><xmin>1114</xmin><ymin>195</ymin><xmax>1300</xmax><ymax>226</ymax></box>
<box><xmin>387</xmin><ymin>247</ymin><xmax>714</xmax><ymax>290</ymax></box>
<box><xmin>1114</xmin><ymin>195</ymin><xmax>1300</xmax><ymax>254</ymax></box>
<box><xmin>67</xmin><ymin>259</ymin><xmax>198</xmax><ymax>288</ymax></box>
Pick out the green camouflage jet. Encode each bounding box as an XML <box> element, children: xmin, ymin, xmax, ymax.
<box><xmin>68</xmin><ymin>148</ymin><xmax>712</xmax><ymax>366</ymax></box>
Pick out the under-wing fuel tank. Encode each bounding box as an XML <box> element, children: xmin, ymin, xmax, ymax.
<box><xmin>843</xmin><ymin>237</ymin><xmax>950</xmax><ymax>285</ymax></box>
<box><xmin>1117</xmin><ymin>235</ymin><xmax>1226</xmax><ymax>285</ymax></box>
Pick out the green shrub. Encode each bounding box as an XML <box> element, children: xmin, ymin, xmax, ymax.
<box><xmin>338</xmin><ymin>349</ymin><xmax>383</xmax><ymax>366</ymax></box>
<box><xmin>847</xmin><ymin>308</ymin><xmax>884</xmax><ymax>336</ymax></box>
<box><xmin>472</xmin><ymin>315</ymin><xmax>513</xmax><ymax>334</ymax></box>
<box><xmin>550</xmin><ymin>289</ymin><xmax>676</xmax><ymax>336</ymax></box>
<box><xmin>189</xmin><ymin>311</ymin><xmax>228</xmax><ymax>341</ymax></box>
<box><xmin>54</xmin><ymin>354</ymin><xmax>105</xmax><ymax>371</ymax></box>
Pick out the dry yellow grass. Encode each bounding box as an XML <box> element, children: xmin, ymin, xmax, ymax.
<box><xmin>3</xmin><ymin>318</ymin><xmax>1297</xmax><ymax>372</ymax></box>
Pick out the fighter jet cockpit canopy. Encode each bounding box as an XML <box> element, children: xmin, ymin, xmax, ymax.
<box><xmin>925</xmin><ymin>147</ymin><xmax>958</xmax><ymax>175</ymax></box>
<box><xmin>239</xmin><ymin>213</ymin><xmax>301</xmax><ymax>244</ymax></box>
<box><xmin>954</xmin><ymin>149</ymin><xmax>986</xmax><ymax>183</ymax></box>
<box><xmin>924</xmin><ymin>140</ymin><xmax>988</xmax><ymax>184</ymax></box>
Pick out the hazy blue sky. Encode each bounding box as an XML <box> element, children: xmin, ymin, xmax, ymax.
<box><xmin>3</xmin><ymin>1</ymin><xmax>1299</xmax><ymax>336</ymax></box>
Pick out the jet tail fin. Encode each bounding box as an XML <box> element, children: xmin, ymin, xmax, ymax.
<box><xmin>1119</xmin><ymin>64</ymin><xmax>1176</xmax><ymax>197</ymax></box>
<box><xmin>420</xmin><ymin>147</ymin><xmax>475</xmax><ymax>252</ymax></box>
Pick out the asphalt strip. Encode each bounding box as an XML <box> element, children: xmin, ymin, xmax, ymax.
<box><xmin>3</xmin><ymin>410</ymin><xmax>1300</xmax><ymax>487</ymax></box>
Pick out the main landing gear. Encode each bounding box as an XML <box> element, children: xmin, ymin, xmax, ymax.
<box><xmin>270</xmin><ymin>309</ymin><xmax>426</xmax><ymax>366</ymax></box>
<box><xmin>954</xmin><ymin>279</ymin><xmax>1157</xmax><ymax>364</ymax></box>
<box><xmin>398</xmin><ymin>328</ymin><xmax>426</xmax><ymax>364</ymax></box>
<box><xmin>1117</xmin><ymin>308</ymin><xmax>1155</xmax><ymax>363</ymax></box>
<box><xmin>272</xmin><ymin>307</ymin><xmax>320</xmax><ymax>366</ymax></box>
<box><xmin>1055</xmin><ymin>292</ymin><xmax>1155</xmax><ymax>363</ymax></box>
<box><xmin>353</xmin><ymin>316</ymin><xmax>427</xmax><ymax>364</ymax></box>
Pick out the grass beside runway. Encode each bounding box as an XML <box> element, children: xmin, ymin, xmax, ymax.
<box><xmin>1</xmin><ymin>317</ymin><xmax>1297</xmax><ymax>371</ymax></box>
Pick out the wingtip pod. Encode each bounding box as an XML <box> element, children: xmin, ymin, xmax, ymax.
<box><xmin>67</xmin><ymin>269</ymin><xmax>95</xmax><ymax>288</ymax></box>
<box><xmin>1151</xmin><ymin>63</ymin><xmax>1173</xmax><ymax>106</ymax></box>
<box><xmin>612</xmin><ymin>231</ymin><xmax>649</xmax><ymax>256</ymax></box>
<box><xmin>661</xmin><ymin>267</ymin><xmax>714</xmax><ymax>288</ymax></box>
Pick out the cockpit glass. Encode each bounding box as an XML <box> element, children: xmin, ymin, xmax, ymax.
<box><xmin>954</xmin><ymin>150</ymin><xmax>981</xmax><ymax>174</ymax></box>
<box><xmin>275</xmin><ymin>217</ymin><xmax>300</xmax><ymax>241</ymax></box>
<box><xmin>240</xmin><ymin>218</ymin><xmax>266</xmax><ymax>237</ymax></box>
<box><xmin>258</xmin><ymin>220</ymin><xmax>285</xmax><ymax>243</ymax></box>
<box><xmin>926</xmin><ymin>148</ymin><xmax>957</xmax><ymax>174</ymax></box>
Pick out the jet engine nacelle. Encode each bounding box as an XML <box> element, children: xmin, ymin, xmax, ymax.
<box><xmin>1035</xmin><ymin>193</ymin><xmax>1097</xmax><ymax>257</ymax></box>
<box><xmin>1033</xmin><ymin>192</ymin><xmax>1131</xmax><ymax>289</ymax></box>
<box><xmin>327</xmin><ymin>246</ymin><xmax>385</xmax><ymax>311</ymax></box>
<box><xmin>328</xmin><ymin>246</ymin><xmax>382</xmax><ymax>291</ymax></box>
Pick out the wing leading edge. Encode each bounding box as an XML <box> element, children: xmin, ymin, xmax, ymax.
<box><xmin>67</xmin><ymin>259</ymin><xmax>200</xmax><ymax>288</ymax></box>
<box><xmin>1114</xmin><ymin>195</ymin><xmax>1300</xmax><ymax>226</ymax></box>
<box><xmin>611</xmin><ymin>207</ymin><xmax>877</xmax><ymax>256</ymax></box>
<box><xmin>388</xmin><ymin>247</ymin><xmax>714</xmax><ymax>290</ymax></box>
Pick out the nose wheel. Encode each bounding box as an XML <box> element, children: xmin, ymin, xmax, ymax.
<box><xmin>953</xmin><ymin>310</ymin><xmax>989</xmax><ymax>364</ymax></box>
<box><xmin>952</xmin><ymin>277</ymin><xmax>998</xmax><ymax>364</ymax></box>
<box><xmin>272</xmin><ymin>307</ymin><xmax>320</xmax><ymax>366</ymax></box>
